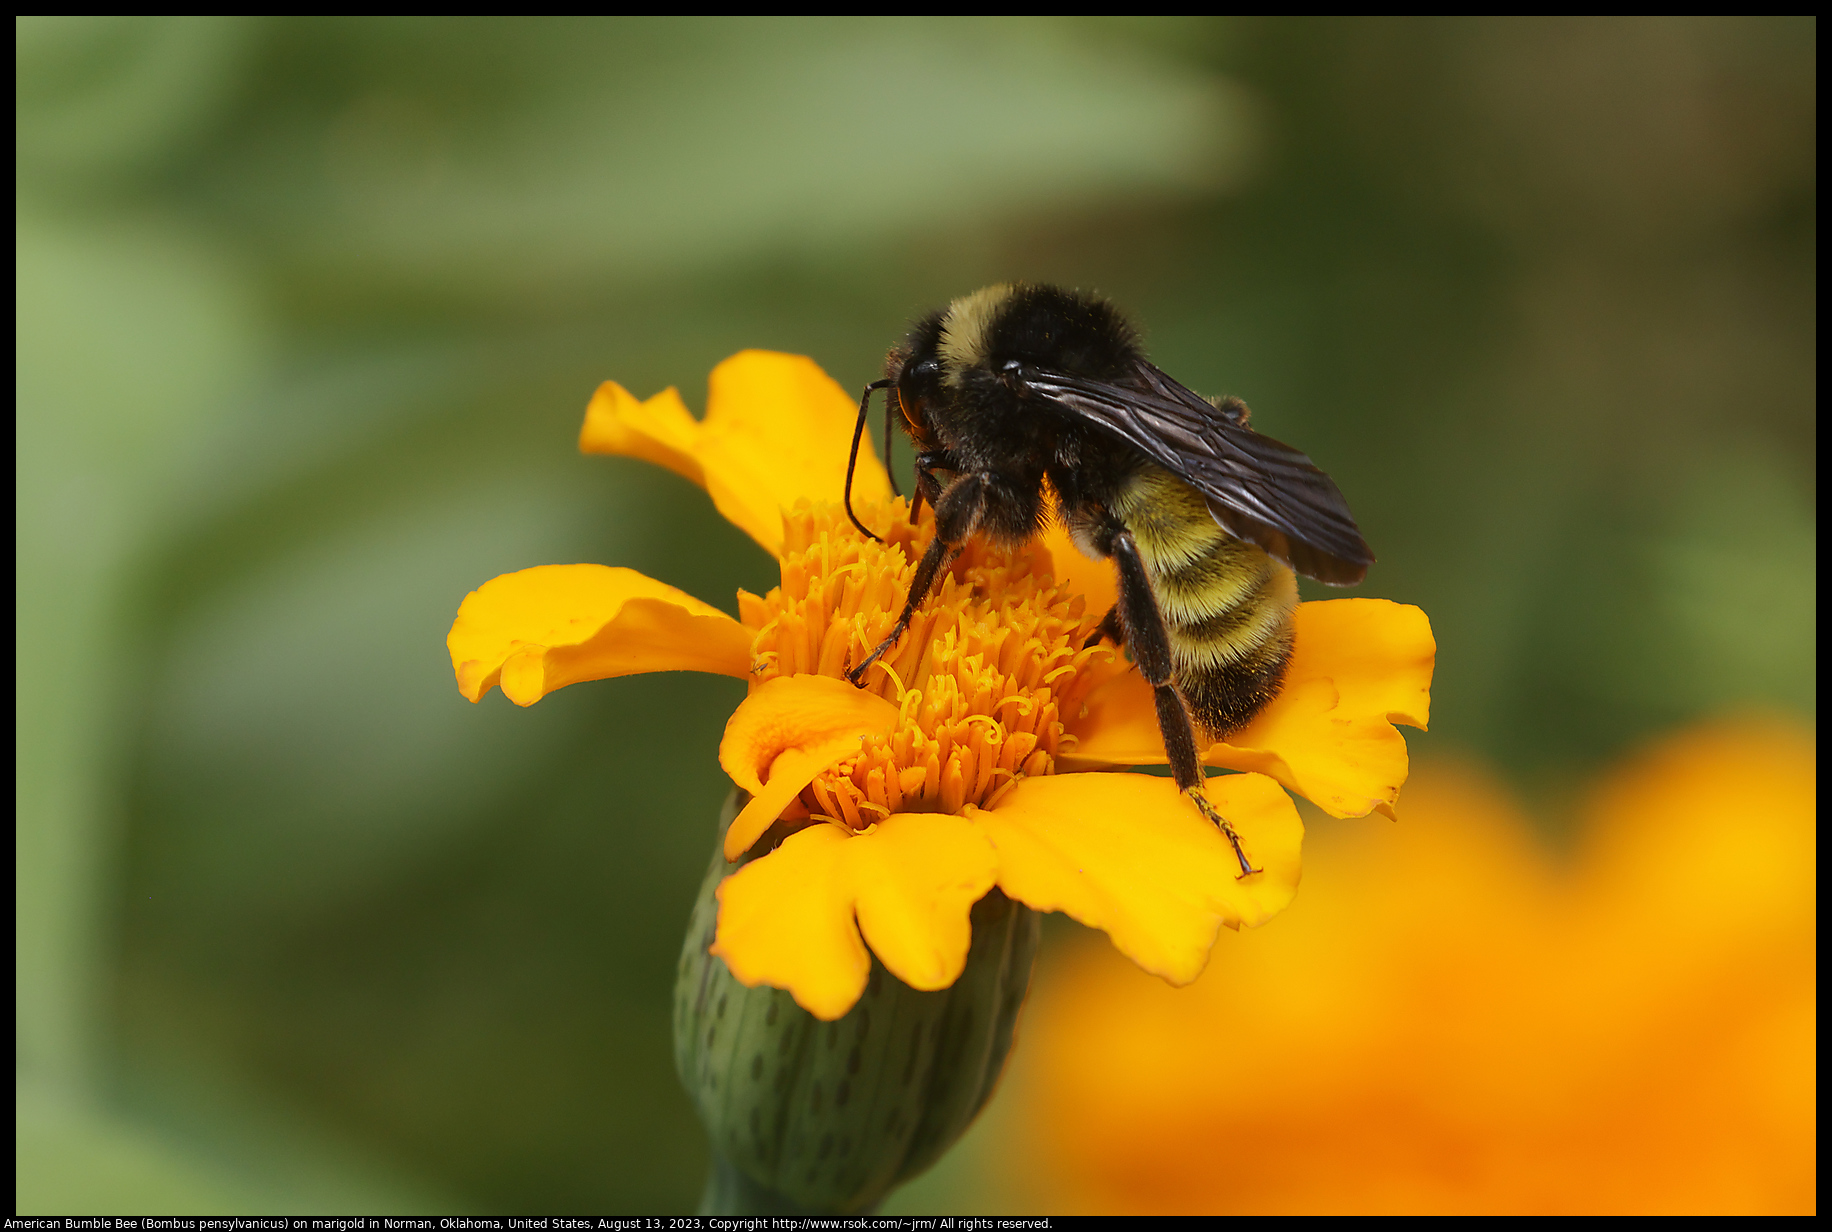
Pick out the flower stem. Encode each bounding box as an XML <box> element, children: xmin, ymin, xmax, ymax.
<box><xmin>698</xmin><ymin>1151</ymin><xmax>855</xmax><ymax>1216</ymax></box>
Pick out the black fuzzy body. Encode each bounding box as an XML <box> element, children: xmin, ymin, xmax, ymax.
<box><xmin>891</xmin><ymin>285</ymin><xmax>1147</xmax><ymax>552</ymax></box>
<box><xmin>878</xmin><ymin>283</ymin><xmax>1306</xmax><ymax>741</ymax></box>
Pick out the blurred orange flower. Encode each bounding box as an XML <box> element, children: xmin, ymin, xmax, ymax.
<box><xmin>447</xmin><ymin>351</ymin><xmax>1434</xmax><ymax>1022</ymax></box>
<box><xmin>1010</xmin><ymin>717</ymin><xmax>1816</xmax><ymax>1215</ymax></box>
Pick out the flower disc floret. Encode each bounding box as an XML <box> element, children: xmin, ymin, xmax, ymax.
<box><xmin>739</xmin><ymin>498</ymin><xmax>1112</xmax><ymax>831</ymax></box>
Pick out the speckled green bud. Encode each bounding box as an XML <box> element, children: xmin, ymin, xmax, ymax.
<box><xmin>674</xmin><ymin>791</ymin><xmax>1040</xmax><ymax>1216</ymax></box>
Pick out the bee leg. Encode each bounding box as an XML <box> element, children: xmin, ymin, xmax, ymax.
<box><xmin>1109</xmin><ymin>527</ymin><xmax>1260</xmax><ymax>878</ymax></box>
<box><xmin>908</xmin><ymin>449</ymin><xmax>952</xmax><ymax>525</ymax></box>
<box><xmin>1082</xmin><ymin>604</ymin><xmax>1124</xmax><ymax>650</ymax></box>
<box><xmin>847</xmin><ymin>472</ymin><xmax>983</xmax><ymax>687</ymax></box>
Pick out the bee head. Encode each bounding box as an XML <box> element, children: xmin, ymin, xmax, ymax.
<box><xmin>889</xmin><ymin>310</ymin><xmax>953</xmax><ymax>450</ymax></box>
<box><xmin>895</xmin><ymin>365</ymin><xmax>942</xmax><ymax>451</ymax></box>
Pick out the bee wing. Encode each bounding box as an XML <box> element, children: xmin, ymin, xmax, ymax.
<box><xmin>1026</xmin><ymin>363</ymin><xmax>1374</xmax><ymax>585</ymax></box>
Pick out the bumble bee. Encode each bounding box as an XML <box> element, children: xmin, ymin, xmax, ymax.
<box><xmin>841</xmin><ymin>284</ymin><xmax>1374</xmax><ymax>876</ymax></box>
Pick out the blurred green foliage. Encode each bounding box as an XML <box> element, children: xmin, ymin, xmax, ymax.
<box><xmin>16</xmin><ymin>15</ymin><xmax>1814</xmax><ymax>1215</ymax></box>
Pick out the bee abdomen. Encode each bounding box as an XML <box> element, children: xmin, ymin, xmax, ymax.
<box><xmin>1156</xmin><ymin>545</ymin><xmax>1296</xmax><ymax>735</ymax></box>
<box><xmin>1175</xmin><ymin>638</ymin><xmax>1292</xmax><ymax>738</ymax></box>
<box><xmin>1113</xmin><ymin>469</ymin><xmax>1298</xmax><ymax>739</ymax></box>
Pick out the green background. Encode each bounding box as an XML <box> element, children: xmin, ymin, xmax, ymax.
<box><xmin>17</xmin><ymin>16</ymin><xmax>1815</xmax><ymax>1213</ymax></box>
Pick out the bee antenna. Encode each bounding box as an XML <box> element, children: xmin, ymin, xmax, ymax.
<box><xmin>883</xmin><ymin>394</ymin><xmax>902</xmax><ymax>501</ymax></box>
<box><xmin>846</xmin><ymin>379</ymin><xmax>896</xmax><ymax>543</ymax></box>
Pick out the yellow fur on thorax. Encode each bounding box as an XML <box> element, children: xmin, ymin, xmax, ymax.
<box><xmin>1110</xmin><ymin>467</ymin><xmax>1297</xmax><ymax>668</ymax></box>
<box><xmin>938</xmin><ymin>284</ymin><xmax>1014</xmax><ymax>384</ymax></box>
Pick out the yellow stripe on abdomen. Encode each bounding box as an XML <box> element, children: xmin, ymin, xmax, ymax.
<box><xmin>1111</xmin><ymin>467</ymin><xmax>1298</xmax><ymax>737</ymax></box>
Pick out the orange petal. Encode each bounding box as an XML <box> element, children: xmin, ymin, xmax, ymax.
<box><xmin>449</xmin><ymin>564</ymin><xmax>751</xmax><ymax>705</ymax></box>
<box><xmin>1038</xmin><ymin>521</ymin><xmax>1119</xmax><ymax>620</ymax></box>
<box><xmin>582</xmin><ymin>351</ymin><xmax>892</xmax><ymax>557</ymax></box>
<box><xmin>976</xmin><ymin>772</ymin><xmax>1302</xmax><ymax>986</ymax></box>
<box><xmin>1578</xmin><ymin>716</ymin><xmax>1817</xmax><ymax>960</ymax></box>
<box><xmin>1063</xmin><ymin>600</ymin><xmax>1434</xmax><ymax>820</ymax></box>
<box><xmin>1015</xmin><ymin>733</ymin><xmax>1817</xmax><ymax>1216</ymax></box>
<box><xmin>718</xmin><ymin>675</ymin><xmax>902</xmax><ymax>860</ymax></box>
<box><xmin>711</xmin><ymin>812</ymin><xmax>999</xmax><ymax>1020</ymax></box>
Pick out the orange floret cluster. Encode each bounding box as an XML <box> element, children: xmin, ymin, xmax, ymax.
<box><xmin>739</xmin><ymin>499</ymin><xmax>1116</xmax><ymax>827</ymax></box>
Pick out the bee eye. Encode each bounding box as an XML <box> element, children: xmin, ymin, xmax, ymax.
<box><xmin>1000</xmin><ymin>359</ymin><xmax>1022</xmax><ymax>373</ymax></box>
<box><xmin>908</xmin><ymin>357</ymin><xmax>941</xmax><ymax>382</ymax></box>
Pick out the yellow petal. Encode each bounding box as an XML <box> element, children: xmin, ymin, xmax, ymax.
<box><xmin>850</xmin><ymin>813</ymin><xmax>1000</xmax><ymax>994</ymax></box>
<box><xmin>449</xmin><ymin>564</ymin><xmax>751</xmax><ymax>705</ymax></box>
<box><xmin>581</xmin><ymin>351</ymin><xmax>892</xmax><ymax>557</ymax></box>
<box><xmin>718</xmin><ymin>675</ymin><xmax>902</xmax><ymax>860</ymax></box>
<box><xmin>1063</xmin><ymin>599</ymin><xmax>1434</xmax><ymax>819</ymax></box>
<box><xmin>1277</xmin><ymin>597</ymin><xmax>1433</xmax><ymax>731</ymax></box>
<box><xmin>578</xmin><ymin>380</ymin><xmax>704</xmax><ymax>487</ymax></box>
<box><xmin>713</xmin><ymin>824</ymin><xmax>867</xmax><ymax>1020</ymax></box>
<box><xmin>711</xmin><ymin>812</ymin><xmax>999</xmax><ymax>1020</ymax></box>
<box><xmin>976</xmin><ymin>772</ymin><xmax>1302</xmax><ymax>986</ymax></box>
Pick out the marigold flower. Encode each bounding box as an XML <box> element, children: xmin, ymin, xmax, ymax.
<box><xmin>448</xmin><ymin>349</ymin><xmax>1435</xmax><ymax>1022</ymax></box>
<box><xmin>449</xmin><ymin>348</ymin><xmax>1433</xmax><ymax>1212</ymax></box>
<box><xmin>1007</xmin><ymin>717</ymin><xmax>1816</xmax><ymax>1215</ymax></box>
